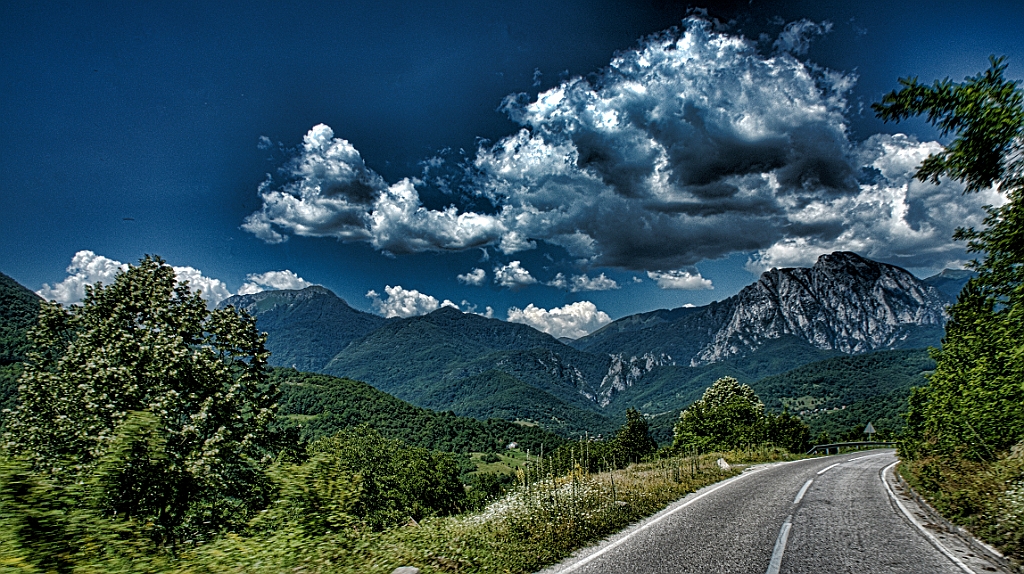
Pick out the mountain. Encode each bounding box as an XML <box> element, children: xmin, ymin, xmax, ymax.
<box><xmin>219</xmin><ymin>252</ymin><xmax>951</xmax><ymax>439</ymax></box>
<box><xmin>220</xmin><ymin>286</ymin><xmax>385</xmax><ymax>372</ymax></box>
<box><xmin>922</xmin><ymin>268</ymin><xmax>976</xmax><ymax>302</ymax></box>
<box><xmin>321</xmin><ymin>306</ymin><xmax>617</xmax><ymax>436</ymax></box>
<box><xmin>574</xmin><ymin>252</ymin><xmax>947</xmax><ymax>366</ymax></box>
<box><xmin>0</xmin><ymin>271</ymin><xmax>42</xmax><ymax>365</ymax></box>
<box><xmin>0</xmin><ymin>272</ymin><xmax>42</xmax><ymax>414</ymax></box>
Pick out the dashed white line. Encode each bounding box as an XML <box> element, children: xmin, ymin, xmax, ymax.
<box><xmin>793</xmin><ymin>479</ymin><xmax>813</xmax><ymax>505</ymax></box>
<box><xmin>765</xmin><ymin>515</ymin><xmax>793</xmax><ymax>574</ymax></box>
<box><xmin>881</xmin><ymin>462</ymin><xmax>975</xmax><ymax>574</ymax></box>
<box><xmin>817</xmin><ymin>463</ymin><xmax>841</xmax><ymax>475</ymax></box>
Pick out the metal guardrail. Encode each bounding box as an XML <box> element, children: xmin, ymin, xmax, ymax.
<box><xmin>806</xmin><ymin>441</ymin><xmax>895</xmax><ymax>455</ymax></box>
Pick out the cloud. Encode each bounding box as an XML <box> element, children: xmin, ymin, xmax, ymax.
<box><xmin>493</xmin><ymin>261</ymin><xmax>537</xmax><ymax>289</ymax></box>
<box><xmin>37</xmin><ymin>251</ymin><xmax>128</xmax><ymax>304</ymax></box>
<box><xmin>38</xmin><ymin>250</ymin><xmax>232</xmax><ymax>306</ymax></box>
<box><xmin>238</xmin><ymin>270</ymin><xmax>314</xmax><ymax>295</ymax></box>
<box><xmin>243</xmin><ymin>124</ymin><xmax>504</xmax><ymax>252</ymax></box>
<box><xmin>547</xmin><ymin>272</ymin><xmax>619</xmax><ymax>292</ymax></box>
<box><xmin>366</xmin><ymin>285</ymin><xmax>456</xmax><ymax>318</ymax></box>
<box><xmin>171</xmin><ymin>266</ymin><xmax>233</xmax><ymax>306</ymax></box>
<box><xmin>744</xmin><ymin>133</ymin><xmax>1004</xmax><ymax>273</ymax></box>
<box><xmin>245</xmin><ymin>17</ymin><xmax>996</xmax><ymax>275</ymax></box>
<box><xmin>460</xmin><ymin>300</ymin><xmax>494</xmax><ymax>318</ymax></box>
<box><xmin>457</xmin><ymin>268</ymin><xmax>487</xmax><ymax>286</ymax></box>
<box><xmin>506</xmin><ymin>301</ymin><xmax>612</xmax><ymax>339</ymax></box>
<box><xmin>646</xmin><ymin>270</ymin><xmax>714</xmax><ymax>290</ymax></box>
<box><xmin>773</xmin><ymin>19</ymin><xmax>833</xmax><ymax>56</ymax></box>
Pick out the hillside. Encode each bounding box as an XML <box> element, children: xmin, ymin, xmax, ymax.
<box><xmin>273</xmin><ymin>368</ymin><xmax>566</xmax><ymax>453</ymax></box>
<box><xmin>0</xmin><ymin>272</ymin><xmax>42</xmax><ymax>414</ymax></box>
<box><xmin>322</xmin><ymin>306</ymin><xmax>617</xmax><ymax>436</ymax></box>
<box><xmin>643</xmin><ymin>348</ymin><xmax>935</xmax><ymax>445</ymax></box>
<box><xmin>220</xmin><ymin>286</ymin><xmax>385</xmax><ymax>372</ymax></box>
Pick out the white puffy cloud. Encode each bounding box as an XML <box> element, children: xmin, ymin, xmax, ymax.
<box><xmin>171</xmin><ymin>266</ymin><xmax>233</xmax><ymax>306</ymax></box>
<box><xmin>244</xmin><ymin>17</ymin><xmax>996</xmax><ymax>275</ymax></box>
<box><xmin>38</xmin><ymin>250</ymin><xmax>232</xmax><ymax>306</ymax></box>
<box><xmin>366</xmin><ymin>285</ymin><xmax>455</xmax><ymax>318</ymax></box>
<box><xmin>506</xmin><ymin>301</ymin><xmax>612</xmax><ymax>339</ymax></box>
<box><xmin>646</xmin><ymin>270</ymin><xmax>714</xmax><ymax>290</ymax></box>
<box><xmin>547</xmin><ymin>272</ymin><xmax>619</xmax><ymax>292</ymax></box>
<box><xmin>238</xmin><ymin>270</ymin><xmax>314</xmax><ymax>295</ymax></box>
<box><xmin>457</xmin><ymin>268</ymin><xmax>487</xmax><ymax>286</ymax></box>
<box><xmin>37</xmin><ymin>251</ymin><xmax>128</xmax><ymax>304</ymax></box>
<box><xmin>243</xmin><ymin>124</ymin><xmax>503</xmax><ymax>252</ymax></box>
<box><xmin>493</xmin><ymin>261</ymin><xmax>537</xmax><ymax>289</ymax></box>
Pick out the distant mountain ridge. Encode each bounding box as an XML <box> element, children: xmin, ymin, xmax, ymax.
<box><xmin>574</xmin><ymin>252</ymin><xmax>949</xmax><ymax>366</ymax></box>
<box><xmin>218</xmin><ymin>252</ymin><xmax>960</xmax><ymax>437</ymax></box>
<box><xmin>222</xmin><ymin>286</ymin><xmax>385</xmax><ymax>372</ymax></box>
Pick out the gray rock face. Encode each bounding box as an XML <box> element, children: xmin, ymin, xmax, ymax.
<box><xmin>596</xmin><ymin>352</ymin><xmax>674</xmax><ymax>406</ymax></box>
<box><xmin>693</xmin><ymin>252</ymin><xmax>947</xmax><ymax>364</ymax></box>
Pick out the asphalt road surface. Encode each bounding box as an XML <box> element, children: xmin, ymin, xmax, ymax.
<box><xmin>537</xmin><ymin>450</ymin><xmax>1007</xmax><ymax>574</ymax></box>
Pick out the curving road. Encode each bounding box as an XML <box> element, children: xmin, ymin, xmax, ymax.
<box><xmin>537</xmin><ymin>451</ymin><xmax>1007</xmax><ymax>574</ymax></box>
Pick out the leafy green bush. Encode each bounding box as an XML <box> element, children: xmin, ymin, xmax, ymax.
<box><xmin>307</xmin><ymin>426</ymin><xmax>467</xmax><ymax>529</ymax></box>
<box><xmin>672</xmin><ymin>376</ymin><xmax>809</xmax><ymax>453</ymax></box>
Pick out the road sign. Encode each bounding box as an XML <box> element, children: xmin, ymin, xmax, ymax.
<box><xmin>864</xmin><ymin>422</ymin><xmax>876</xmax><ymax>436</ymax></box>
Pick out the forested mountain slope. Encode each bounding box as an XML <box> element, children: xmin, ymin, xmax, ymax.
<box><xmin>273</xmin><ymin>368</ymin><xmax>565</xmax><ymax>453</ymax></box>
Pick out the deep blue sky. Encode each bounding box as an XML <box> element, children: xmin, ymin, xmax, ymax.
<box><xmin>2</xmin><ymin>1</ymin><xmax>1022</xmax><ymax>337</ymax></box>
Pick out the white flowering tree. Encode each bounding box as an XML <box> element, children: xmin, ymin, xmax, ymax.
<box><xmin>3</xmin><ymin>255</ymin><xmax>277</xmax><ymax>546</ymax></box>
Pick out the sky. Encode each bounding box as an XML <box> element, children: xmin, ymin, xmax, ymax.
<box><xmin>2</xmin><ymin>1</ymin><xmax>1023</xmax><ymax>339</ymax></box>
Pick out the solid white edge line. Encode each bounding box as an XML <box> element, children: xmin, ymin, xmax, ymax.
<box><xmin>881</xmin><ymin>461</ymin><xmax>975</xmax><ymax>574</ymax></box>
<box><xmin>549</xmin><ymin>464</ymin><xmax>775</xmax><ymax>573</ymax></box>
<box><xmin>793</xmin><ymin>479</ymin><xmax>813</xmax><ymax>505</ymax></box>
<box><xmin>848</xmin><ymin>452</ymin><xmax>895</xmax><ymax>462</ymax></box>
<box><xmin>817</xmin><ymin>462</ymin><xmax>840</xmax><ymax>475</ymax></box>
<box><xmin>765</xmin><ymin>515</ymin><xmax>793</xmax><ymax>574</ymax></box>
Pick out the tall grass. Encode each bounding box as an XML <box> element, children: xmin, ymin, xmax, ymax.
<box><xmin>0</xmin><ymin>447</ymin><xmax>801</xmax><ymax>573</ymax></box>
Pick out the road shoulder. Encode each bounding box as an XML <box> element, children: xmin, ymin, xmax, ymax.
<box><xmin>883</xmin><ymin>462</ymin><xmax>1020</xmax><ymax>574</ymax></box>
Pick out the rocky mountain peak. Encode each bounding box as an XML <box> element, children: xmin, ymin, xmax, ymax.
<box><xmin>694</xmin><ymin>252</ymin><xmax>948</xmax><ymax>364</ymax></box>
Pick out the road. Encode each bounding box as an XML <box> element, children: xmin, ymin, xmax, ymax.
<box><xmin>537</xmin><ymin>450</ymin><xmax>1007</xmax><ymax>574</ymax></box>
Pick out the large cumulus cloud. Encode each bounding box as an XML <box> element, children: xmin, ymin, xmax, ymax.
<box><xmin>506</xmin><ymin>301</ymin><xmax>612</xmax><ymax>339</ymax></box>
<box><xmin>244</xmin><ymin>17</ymin><xmax>999</xmax><ymax>274</ymax></box>
<box><xmin>242</xmin><ymin>124</ymin><xmax>504</xmax><ymax>252</ymax></box>
<box><xmin>39</xmin><ymin>251</ymin><xmax>233</xmax><ymax>306</ymax></box>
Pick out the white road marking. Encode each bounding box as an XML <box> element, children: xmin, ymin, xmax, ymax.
<box><xmin>847</xmin><ymin>452</ymin><xmax>892</xmax><ymax>462</ymax></box>
<box><xmin>793</xmin><ymin>479</ymin><xmax>813</xmax><ymax>505</ymax></box>
<box><xmin>817</xmin><ymin>463</ymin><xmax>840</xmax><ymax>475</ymax></box>
<box><xmin>547</xmin><ymin>465</ymin><xmax>776</xmax><ymax>573</ymax></box>
<box><xmin>765</xmin><ymin>515</ymin><xmax>793</xmax><ymax>574</ymax></box>
<box><xmin>881</xmin><ymin>462</ymin><xmax>975</xmax><ymax>574</ymax></box>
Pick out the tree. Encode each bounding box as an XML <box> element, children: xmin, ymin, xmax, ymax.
<box><xmin>673</xmin><ymin>377</ymin><xmax>766</xmax><ymax>452</ymax></box>
<box><xmin>2</xmin><ymin>256</ymin><xmax>278</xmax><ymax>545</ymax></box>
<box><xmin>613</xmin><ymin>407</ymin><xmax>657</xmax><ymax>463</ymax></box>
<box><xmin>673</xmin><ymin>376</ymin><xmax>809</xmax><ymax>453</ymax></box>
<box><xmin>874</xmin><ymin>57</ymin><xmax>1024</xmax><ymax>458</ymax></box>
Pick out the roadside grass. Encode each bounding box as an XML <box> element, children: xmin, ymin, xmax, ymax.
<box><xmin>176</xmin><ymin>445</ymin><xmax>800</xmax><ymax>573</ymax></box>
<box><xmin>898</xmin><ymin>442</ymin><xmax>1024</xmax><ymax>563</ymax></box>
<box><xmin>0</xmin><ymin>446</ymin><xmax>803</xmax><ymax>573</ymax></box>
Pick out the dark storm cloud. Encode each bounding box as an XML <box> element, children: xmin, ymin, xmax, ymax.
<box><xmin>244</xmin><ymin>17</ymin><xmax>1001</xmax><ymax>275</ymax></box>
